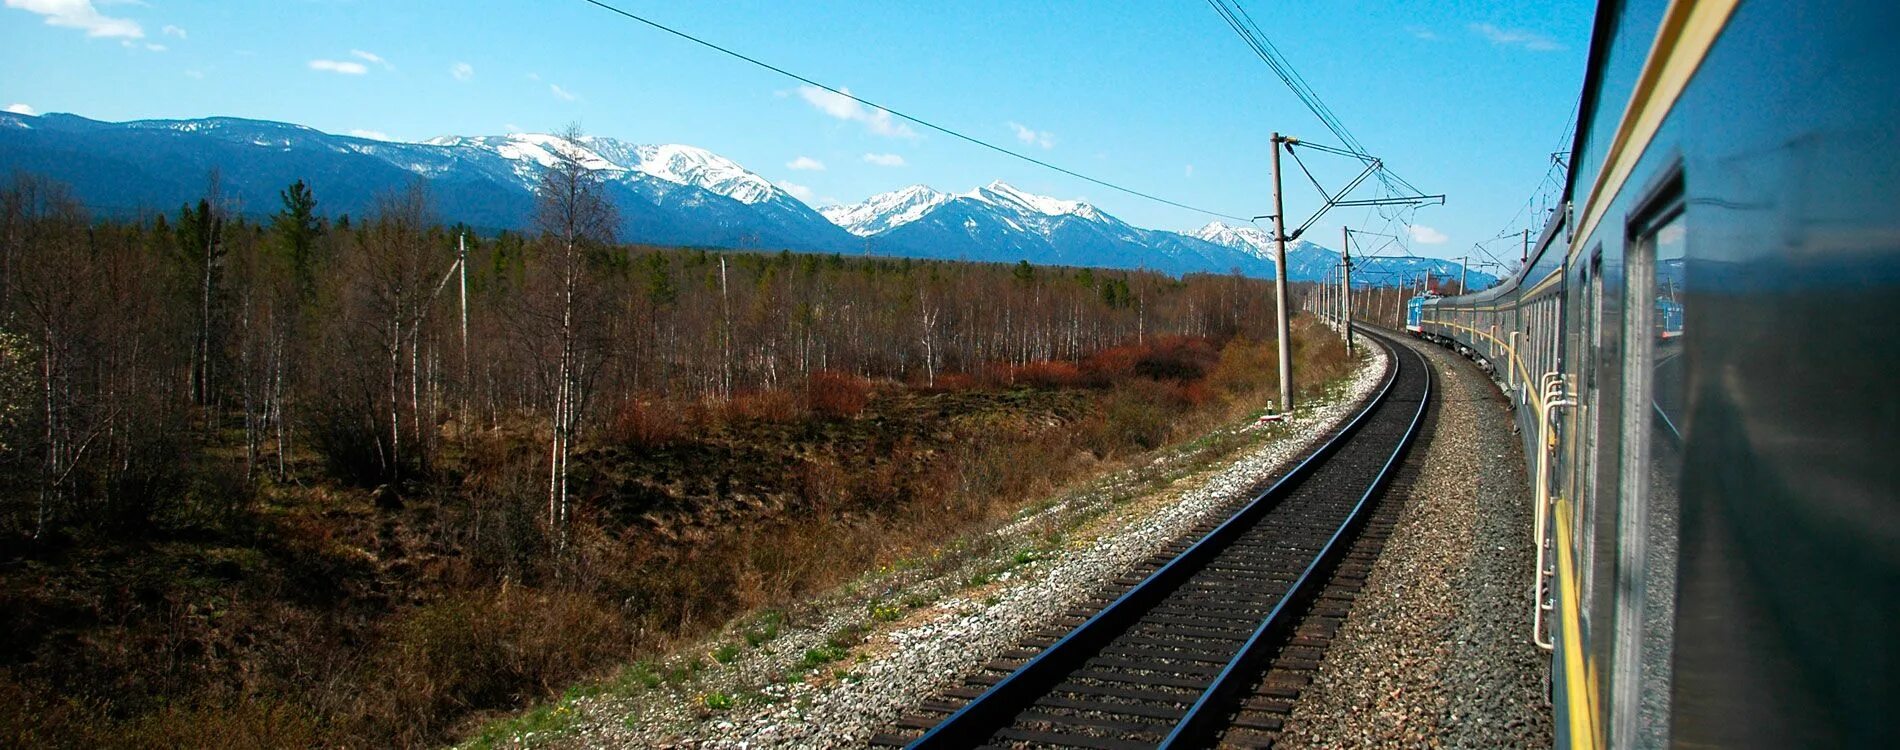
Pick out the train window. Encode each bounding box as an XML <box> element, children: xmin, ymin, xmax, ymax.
<box><xmin>1611</xmin><ymin>204</ymin><xmax>1684</xmax><ymax>747</ymax></box>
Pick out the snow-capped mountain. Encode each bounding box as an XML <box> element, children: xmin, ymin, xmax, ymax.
<box><xmin>1192</xmin><ymin>221</ymin><xmax>1277</xmax><ymax>258</ymax></box>
<box><xmin>625</xmin><ymin>143</ymin><xmax>781</xmax><ymax>205</ymax></box>
<box><xmin>821</xmin><ymin>184</ymin><xmax>952</xmax><ymax>236</ymax></box>
<box><xmin>0</xmin><ymin>111</ymin><xmax>1486</xmax><ymax>284</ymax></box>
<box><xmin>965</xmin><ymin>180</ymin><xmax>1107</xmax><ymax>223</ymax></box>
<box><xmin>1193</xmin><ymin>221</ymin><xmax>1335</xmax><ymax>277</ymax></box>
<box><xmin>0</xmin><ymin>113</ymin><xmax>853</xmax><ymax>252</ymax></box>
<box><xmin>821</xmin><ymin>180</ymin><xmax>1256</xmax><ymax>276</ymax></box>
<box><xmin>421</xmin><ymin>134</ymin><xmax>804</xmax><ymax>210</ymax></box>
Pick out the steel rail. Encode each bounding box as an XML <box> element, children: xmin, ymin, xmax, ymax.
<box><xmin>906</xmin><ymin>329</ymin><xmax>1427</xmax><ymax>748</ymax></box>
<box><xmin>1161</xmin><ymin>328</ymin><xmax>1432</xmax><ymax>747</ymax></box>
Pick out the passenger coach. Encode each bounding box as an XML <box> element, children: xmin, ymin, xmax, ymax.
<box><xmin>1411</xmin><ymin>0</ymin><xmax>1896</xmax><ymax>746</ymax></box>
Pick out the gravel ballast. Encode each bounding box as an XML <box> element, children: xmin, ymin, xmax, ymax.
<box><xmin>1275</xmin><ymin>335</ymin><xmax>1552</xmax><ymax>749</ymax></box>
<box><xmin>491</xmin><ymin>346</ymin><xmax>1391</xmax><ymax>749</ymax></box>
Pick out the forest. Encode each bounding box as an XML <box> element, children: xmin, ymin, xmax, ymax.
<box><xmin>0</xmin><ymin>145</ymin><xmax>1354</xmax><ymax>746</ymax></box>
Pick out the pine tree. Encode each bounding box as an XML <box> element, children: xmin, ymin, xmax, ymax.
<box><xmin>271</xmin><ymin>180</ymin><xmax>322</xmax><ymax>302</ymax></box>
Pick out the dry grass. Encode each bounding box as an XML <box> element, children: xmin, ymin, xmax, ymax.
<box><xmin>0</xmin><ymin>326</ymin><xmax>1360</xmax><ymax>749</ymax></box>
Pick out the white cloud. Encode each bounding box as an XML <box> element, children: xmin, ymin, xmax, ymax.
<box><xmin>350</xmin><ymin>49</ymin><xmax>393</xmax><ymax>70</ymax></box>
<box><xmin>142</xmin><ymin>42</ymin><xmax>163</xmax><ymax>51</ymax></box>
<box><xmin>1007</xmin><ymin>121</ymin><xmax>1055</xmax><ymax>149</ymax></box>
<box><xmin>777</xmin><ymin>181</ymin><xmax>815</xmax><ymax>202</ymax></box>
<box><xmin>309</xmin><ymin>59</ymin><xmax>368</xmax><ymax>75</ymax></box>
<box><xmin>451</xmin><ymin>62</ymin><xmax>473</xmax><ymax>81</ymax></box>
<box><xmin>183</xmin><ymin>69</ymin><xmax>204</xmax><ymax>79</ymax></box>
<box><xmin>4</xmin><ymin>103</ymin><xmax>36</xmax><ymax>115</ymax></box>
<box><xmin>1407</xmin><ymin>25</ymin><xmax>1437</xmax><ymax>40</ymax></box>
<box><xmin>785</xmin><ymin>156</ymin><xmax>825</xmax><ymax>171</ymax></box>
<box><xmin>160</xmin><ymin>23</ymin><xmax>183</xmax><ymax>38</ymax></box>
<box><xmin>1184</xmin><ymin>164</ymin><xmax>1194</xmax><ymax>178</ymax></box>
<box><xmin>1470</xmin><ymin>23</ymin><xmax>1562</xmax><ymax>51</ymax></box>
<box><xmin>549</xmin><ymin>83</ymin><xmax>578</xmax><ymax>101</ymax></box>
<box><xmin>796</xmin><ymin>85</ymin><xmax>917</xmax><ymax>138</ymax></box>
<box><xmin>5</xmin><ymin>0</ymin><xmax>143</xmax><ymax>39</ymax></box>
<box><xmin>348</xmin><ymin>129</ymin><xmax>390</xmax><ymax>141</ymax></box>
<box><xmin>1409</xmin><ymin>224</ymin><xmax>1449</xmax><ymax>244</ymax></box>
<box><xmin>861</xmin><ymin>152</ymin><xmax>906</xmax><ymax>167</ymax></box>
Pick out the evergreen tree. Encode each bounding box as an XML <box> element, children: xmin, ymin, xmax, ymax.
<box><xmin>271</xmin><ymin>180</ymin><xmax>322</xmax><ymax>301</ymax></box>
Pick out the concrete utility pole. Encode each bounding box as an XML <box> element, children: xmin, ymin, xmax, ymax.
<box><xmin>1341</xmin><ymin>225</ymin><xmax>1353</xmax><ymax>355</ymax></box>
<box><xmin>1460</xmin><ymin>255</ymin><xmax>1469</xmax><ymax>295</ymax></box>
<box><xmin>1269</xmin><ymin>132</ymin><xmax>1294</xmax><ymax>412</ymax></box>
<box><xmin>1522</xmin><ymin>228</ymin><xmax>1531</xmax><ymax>269</ymax></box>
<box><xmin>457</xmin><ymin>233</ymin><xmax>469</xmax><ymax>411</ymax></box>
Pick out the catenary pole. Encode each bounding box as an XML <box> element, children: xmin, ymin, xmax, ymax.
<box><xmin>1270</xmin><ymin>133</ymin><xmax>1294</xmax><ymax>412</ymax></box>
<box><xmin>1341</xmin><ymin>226</ymin><xmax>1353</xmax><ymax>355</ymax></box>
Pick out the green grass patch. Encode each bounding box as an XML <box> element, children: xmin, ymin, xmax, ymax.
<box><xmin>466</xmin><ymin>701</ymin><xmax>579</xmax><ymax>749</ymax></box>
<box><xmin>742</xmin><ymin>610</ymin><xmax>785</xmax><ymax>647</ymax></box>
<box><xmin>800</xmin><ymin>644</ymin><xmax>849</xmax><ymax>669</ymax></box>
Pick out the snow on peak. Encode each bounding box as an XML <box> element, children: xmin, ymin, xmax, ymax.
<box><xmin>821</xmin><ymin>184</ymin><xmax>951</xmax><ymax>236</ymax></box>
<box><xmin>420</xmin><ymin>134</ymin><xmax>787</xmax><ymax>206</ymax></box>
<box><xmin>1192</xmin><ymin>221</ymin><xmax>1278</xmax><ymax>257</ymax></box>
<box><xmin>427</xmin><ymin>133</ymin><xmax>626</xmax><ymax>173</ymax></box>
<box><xmin>627</xmin><ymin>143</ymin><xmax>779</xmax><ymax>205</ymax></box>
<box><xmin>966</xmin><ymin>180</ymin><xmax>1099</xmax><ymax>219</ymax></box>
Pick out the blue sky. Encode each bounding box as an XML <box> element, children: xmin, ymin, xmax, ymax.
<box><xmin>2</xmin><ymin>0</ymin><xmax>1592</xmax><ymax>264</ymax></box>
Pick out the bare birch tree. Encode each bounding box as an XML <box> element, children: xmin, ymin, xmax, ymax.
<box><xmin>529</xmin><ymin>125</ymin><xmax>618</xmax><ymax>550</ymax></box>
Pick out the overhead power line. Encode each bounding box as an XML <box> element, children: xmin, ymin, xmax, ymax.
<box><xmin>1205</xmin><ymin>0</ymin><xmax>1440</xmax><ymax>259</ymax></box>
<box><xmin>574</xmin><ymin>0</ymin><xmax>1251</xmax><ymax>222</ymax></box>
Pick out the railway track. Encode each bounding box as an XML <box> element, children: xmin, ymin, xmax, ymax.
<box><xmin>874</xmin><ymin>330</ymin><xmax>1431</xmax><ymax>749</ymax></box>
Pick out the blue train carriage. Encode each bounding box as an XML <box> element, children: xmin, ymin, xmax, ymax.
<box><xmin>1404</xmin><ymin>294</ymin><xmax>1429</xmax><ymax>333</ymax></box>
<box><xmin>1420</xmin><ymin>1</ymin><xmax>1897</xmax><ymax>747</ymax></box>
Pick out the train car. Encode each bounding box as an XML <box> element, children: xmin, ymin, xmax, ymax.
<box><xmin>1415</xmin><ymin>0</ymin><xmax>1897</xmax><ymax>746</ymax></box>
<box><xmin>1404</xmin><ymin>295</ymin><xmax>1427</xmax><ymax>333</ymax></box>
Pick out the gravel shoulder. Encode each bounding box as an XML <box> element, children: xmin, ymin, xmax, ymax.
<box><xmin>1275</xmin><ymin>334</ymin><xmax>1553</xmax><ymax>749</ymax></box>
<box><xmin>465</xmin><ymin>345</ymin><xmax>1391</xmax><ymax>749</ymax></box>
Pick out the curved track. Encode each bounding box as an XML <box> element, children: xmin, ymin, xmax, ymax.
<box><xmin>888</xmin><ymin>330</ymin><xmax>1431</xmax><ymax>749</ymax></box>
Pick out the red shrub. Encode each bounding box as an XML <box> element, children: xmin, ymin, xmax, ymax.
<box><xmin>728</xmin><ymin>389</ymin><xmax>806</xmax><ymax>423</ymax></box>
<box><xmin>610</xmin><ymin>399</ymin><xmax>688</xmax><ymax>447</ymax></box>
<box><xmin>1081</xmin><ymin>344</ymin><xmax>1146</xmax><ymax>383</ymax></box>
<box><xmin>805</xmin><ymin>370</ymin><xmax>872</xmax><ymax>418</ymax></box>
<box><xmin>1131</xmin><ymin>336</ymin><xmax>1220</xmax><ymax>382</ymax></box>
<box><xmin>1013</xmin><ymin>360</ymin><xmax>1085</xmax><ymax>389</ymax></box>
<box><xmin>926</xmin><ymin>372</ymin><xmax>980</xmax><ymax>392</ymax></box>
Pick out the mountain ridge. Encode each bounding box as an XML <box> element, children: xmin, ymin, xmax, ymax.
<box><xmin>0</xmin><ymin>112</ymin><xmax>1493</xmax><ymax>285</ymax></box>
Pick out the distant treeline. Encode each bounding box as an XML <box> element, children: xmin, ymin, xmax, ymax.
<box><xmin>0</xmin><ymin>156</ymin><xmax>1277</xmax><ymax>541</ymax></box>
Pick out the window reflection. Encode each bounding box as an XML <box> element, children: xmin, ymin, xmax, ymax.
<box><xmin>1653</xmin><ymin>219</ymin><xmax>1687</xmax><ymax>435</ymax></box>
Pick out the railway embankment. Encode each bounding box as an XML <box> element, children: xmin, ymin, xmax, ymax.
<box><xmin>478</xmin><ymin>343</ymin><xmax>1390</xmax><ymax>749</ymax></box>
<box><xmin>1274</xmin><ymin>334</ymin><xmax>1551</xmax><ymax>749</ymax></box>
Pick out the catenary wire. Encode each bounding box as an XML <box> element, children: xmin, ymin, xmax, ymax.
<box><xmin>574</xmin><ymin>0</ymin><xmax>1251</xmax><ymax>222</ymax></box>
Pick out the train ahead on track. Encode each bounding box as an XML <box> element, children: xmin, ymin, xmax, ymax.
<box><xmin>1409</xmin><ymin>1</ymin><xmax>1896</xmax><ymax>746</ymax></box>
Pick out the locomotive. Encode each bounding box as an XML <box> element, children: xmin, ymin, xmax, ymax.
<box><xmin>1409</xmin><ymin>0</ymin><xmax>1895</xmax><ymax>746</ymax></box>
